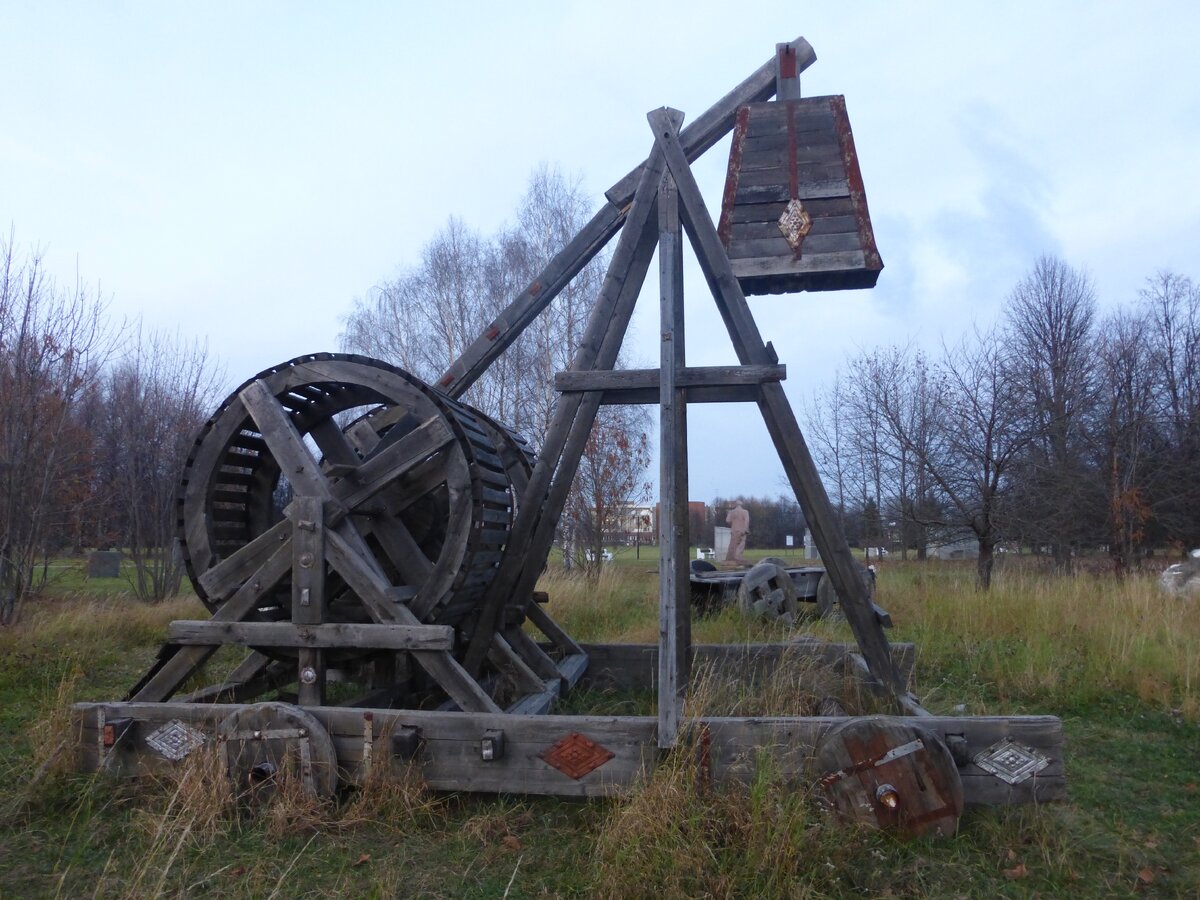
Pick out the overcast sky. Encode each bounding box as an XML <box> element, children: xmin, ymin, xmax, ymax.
<box><xmin>3</xmin><ymin>2</ymin><xmax>1198</xmax><ymax>503</ymax></box>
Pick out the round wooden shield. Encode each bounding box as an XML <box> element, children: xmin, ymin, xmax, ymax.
<box><xmin>813</xmin><ymin>716</ymin><xmax>963</xmax><ymax>838</ymax></box>
<box><xmin>218</xmin><ymin>702</ymin><xmax>338</xmax><ymax>800</ymax></box>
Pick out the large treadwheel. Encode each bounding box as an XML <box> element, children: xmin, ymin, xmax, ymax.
<box><xmin>177</xmin><ymin>354</ymin><xmax>529</xmax><ymax>659</ymax></box>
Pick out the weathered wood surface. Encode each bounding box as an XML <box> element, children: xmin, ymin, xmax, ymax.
<box><xmin>74</xmin><ymin>701</ymin><xmax>1064</xmax><ymax>805</ymax></box>
<box><xmin>219</xmin><ymin>702</ymin><xmax>340</xmax><ymax>799</ymax></box>
<box><xmin>128</xmin><ymin>544</ymin><xmax>295</xmax><ymax>702</ymax></box>
<box><xmin>716</xmin><ymin>95</ymin><xmax>882</xmax><ymax>295</ymax></box>
<box><xmin>555</xmin><ymin>364</ymin><xmax>785</xmax><ymax>394</ymax></box>
<box><xmin>647</xmin><ymin>106</ymin><xmax>907</xmax><ymax>703</ymax></box>
<box><xmin>166</xmin><ymin>621</ymin><xmax>456</xmax><ymax>651</ymax></box>
<box><xmin>657</xmin><ymin>167</ymin><xmax>689</xmax><ymax>749</ymax></box>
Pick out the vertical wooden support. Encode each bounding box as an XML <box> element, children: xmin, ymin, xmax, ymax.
<box><xmin>646</xmin><ymin>107</ymin><xmax>909</xmax><ymax>702</ymax></box>
<box><xmin>657</xmin><ymin>167</ymin><xmax>690</xmax><ymax>748</ymax></box>
<box><xmin>292</xmin><ymin>496</ymin><xmax>327</xmax><ymax>706</ymax></box>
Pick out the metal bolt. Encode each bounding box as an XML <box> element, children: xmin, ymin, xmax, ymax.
<box><xmin>300</xmin><ymin>666</ymin><xmax>318</xmax><ymax>685</ymax></box>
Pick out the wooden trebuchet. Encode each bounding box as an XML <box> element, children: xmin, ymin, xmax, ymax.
<box><xmin>177</xmin><ymin>353</ymin><xmax>531</xmax><ymax>656</ymax></box>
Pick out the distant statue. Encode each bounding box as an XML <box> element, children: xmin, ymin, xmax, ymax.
<box><xmin>725</xmin><ymin>501</ymin><xmax>749</xmax><ymax>564</ymax></box>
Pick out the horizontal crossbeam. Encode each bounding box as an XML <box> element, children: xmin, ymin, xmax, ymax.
<box><xmin>167</xmin><ymin>620</ymin><xmax>455</xmax><ymax>651</ymax></box>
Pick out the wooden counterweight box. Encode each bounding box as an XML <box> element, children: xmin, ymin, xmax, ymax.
<box><xmin>717</xmin><ymin>95</ymin><xmax>883</xmax><ymax>295</ymax></box>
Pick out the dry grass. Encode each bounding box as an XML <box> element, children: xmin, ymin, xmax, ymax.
<box><xmin>536</xmin><ymin>565</ymin><xmax>658</xmax><ymax>643</ymax></box>
<box><xmin>340</xmin><ymin>760</ymin><xmax>449</xmax><ymax>833</ymax></box>
<box><xmin>594</xmin><ymin>667</ymin><xmax>833</xmax><ymax>898</ymax></box>
<box><xmin>882</xmin><ymin>562</ymin><xmax>1200</xmax><ymax>717</ymax></box>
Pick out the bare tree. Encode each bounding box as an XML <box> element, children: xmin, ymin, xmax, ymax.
<box><xmin>1093</xmin><ymin>309</ymin><xmax>1155</xmax><ymax>573</ymax></box>
<box><xmin>1005</xmin><ymin>255</ymin><xmax>1099</xmax><ymax>571</ymax></box>
<box><xmin>96</xmin><ymin>328</ymin><xmax>223</xmax><ymax>601</ymax></box>
<box><xmin>0</xmin><ymin>236</ymin><xmax>114</xmax><ymax>622</ymax></box>
<box><xmin>1139</xmin><ymin>271</ymin><xmax>1200</xmax><ymax>549</ymax></box>
<box><xmin>826</xmin><ymin>330</ymin><xmax>1031</xmax><ymax>588</ymax></box>
<box><xmin>562</xmin><ymin>405</ymin><xmax>652</xmax><ymax>579</ymax></box>
<box><xmin>804</xmin><ymin>376</ymin><xmax>852</xmax><ymax>535</ymax></box>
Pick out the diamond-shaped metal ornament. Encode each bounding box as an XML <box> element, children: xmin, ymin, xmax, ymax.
<box><xmin>146</xmin><ymin>719</ymin><xmax>207</xmax><ymax>761</ymax></box>
<box><xmin>539</xmin><ymin>731</ymin><xmax>614</xmax><ymax>780</ymax></box>
<box><xmin>973</xmin><ymin>737</ymin><xmax>1050</xmax><ymax>785</ymax></box>
<box><xmin>777</xmin><ymin>198</ymin><xmax>812</xmax><ymax>254</ymax></box>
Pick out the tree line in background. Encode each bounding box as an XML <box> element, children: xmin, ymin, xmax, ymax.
<box><xmin>0</xmin><ymin>235</ymin><xmax>223</xmax><ymax>620</ymax></box>
<box><xmin>340</xmin><ymin>166</ymin><xmax>653</xmax><ymax>578</ymax></box>
<box><xmin>806</xmin><ymin>255</ymin><xmax>1200</xmax><ymax>588</ymax></box>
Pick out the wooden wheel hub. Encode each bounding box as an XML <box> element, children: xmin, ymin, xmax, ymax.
<box><xmin>814</xmin><ymin>716</ymin><xmax>964</xmax><ymax>838</ymax></box>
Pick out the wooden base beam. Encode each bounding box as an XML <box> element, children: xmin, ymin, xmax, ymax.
<box><xmin>73</xmin><ymin>701</ymin><xmax>1064</xmax><ymax>807</ymax></box>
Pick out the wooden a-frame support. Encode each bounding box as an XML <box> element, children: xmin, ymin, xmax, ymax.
<box><xmin>446</xmin><ymin>37</ymin><xmax>918</xmax><ymax>746</ymax></box>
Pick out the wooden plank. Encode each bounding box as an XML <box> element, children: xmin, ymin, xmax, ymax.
<box><xmin>339</xmin><ymin>417</ymin><xmax>454</xmax><ymax>509</ymax></box>
<box><xmin>735</xmin><ymin>179</ymin><xmax>850</xmax><ymax>204</ymax></box>
<box><xmin>728</xmin><ymin>196</ymin><xmax>856</xmax><ymax>224</ymax></box>
<box><xmin>589</xmin><ymin>385</ymin><xmax>763</xmax><ymax>406</ymax></box>
<box><xmin>503</xmin><ymin>625</ymin><xmax>564</xmax><ymax>682</ymax></box>
<box><xmin>727</xmin><ymin>232</ymin><xmax>866</xmax><ymax>259</ymax></box>
<box><xmin>648</xmin><ymin>108</ymin><xmax>909</xmax><ymax>703</ymax></box>
<box><xmin>555</xmin><ymin>364</ymin><xmax>785</xmax><ymax>393</ymax></box>
<box><xmin>487</xmin><ymin>633</ymin><xmax>546</xmax><ymax>695</ymax></box>
<box><xmin>179</xmin><ymin>652</ymin><xmax>291</xmax><ymax>704</ymax></box>
<box><xmin>557</xmin><ymin>653</ymin><xmax>589</xmax><ymax>688</ymax></box>
<box><xmin>291</xmin><ymin>496</ymin><xmax>326</xmax><ymax>625</ymax></box>
<box><xmin>730</xmin><ymin>216</ymin><xmax>860</xmax><ymax>241</ymax></box>
<box><xmin>734</xmin><ymin>161</ymin><xmax>846</xmax><ymax>187</ymax></box>
<box><xmin>606</xmin><ymin>36</ymin><xmax>816</xmax><ymax>206</ymax></box>
<box><xmin>729</xmin><ymin>251</ymin><xmax>872</xmax><ymax>279</ymax></box>
<box><xmin>525</xmin><ymin>596</ymin><xmax>586</xmax><ymax>659</ymax></box>
<box><xmin>197</xmin><ymin>519</ymin><xmax>291</xmax><ymax>599</ymax></box>
<box><xmin>506</xmin><ymin>681</ymin><xmax>562</xmax><ymax>716</ymax></box>
<box><xmin>75</xmin><ymin>701</ymin><xmax>1063</xmax><ymax>806</ymax></box>
<box><xmin>166</xmin><ymin>620</ymin><xmax>456</xmax><ymax>651</ymax></box>
<box><xmin>657</xmin><ymin>167</ymin><xmax>688</xmax><ymax>749</ymax></box>
<box><xmin>775</xmin><ymin>41</ymin><xmax>802</xmax><ymax>101</ymax></box>
<box><xmin>738</xmin><ymin>140</ymin><xmax>842</xmax><ymax>169</ymax></box>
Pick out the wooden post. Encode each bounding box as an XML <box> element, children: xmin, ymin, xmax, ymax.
<box><xmin>646</xmin><ymin>106</ymin><xmax>909</xmax><ymax>702</ymax></box>
<box><xmin>656</xmin><ymin>165</ymin><xmax>690</xmax><ymax>748</ymax></box>
<box><xmin>292</xmin><ymin>496</ymin><xmax>326</xmax><ymax>706</ymax></box>
<box><xmin>775</xmin><ymin>42</ymin><xmax>802</xmax><ymax>100</ymax></box>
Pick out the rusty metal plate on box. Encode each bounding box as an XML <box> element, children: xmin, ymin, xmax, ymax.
<box><xmin>973</xmin><ymin>737</ymin><xmax>1051</xmax><ymax>785</ymax></box>
<box><xmin>539</xmin><ymin>731</ymin><xmax>615</xmax><ymax>780</ymax></box>
<box><xmin>717</xmin><ymin>95</ymin><xmax>883</xmax><ymax>295</ymax></box>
